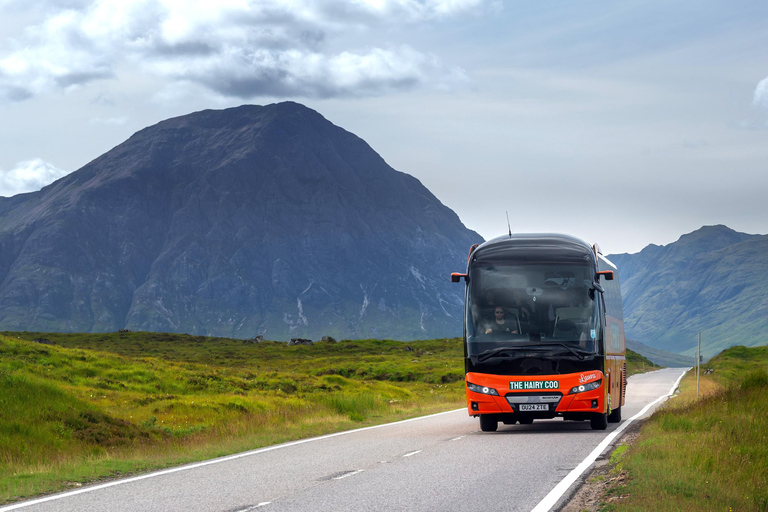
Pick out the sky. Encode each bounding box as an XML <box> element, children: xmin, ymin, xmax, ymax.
<box><xmin>1</xmin><ymin>0</ymin><xmax>767</xmax><ymax>255</ymax></box>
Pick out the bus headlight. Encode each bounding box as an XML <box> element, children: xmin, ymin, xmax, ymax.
<box><xmin>467</xmin><ymin>382</ymin><xmax>499</xmax><ymax>396</ymax></box>
<box><xmin>569</xmin><ymin>379</ymin><xmax>601</xmax><ymax>394</ymax></box>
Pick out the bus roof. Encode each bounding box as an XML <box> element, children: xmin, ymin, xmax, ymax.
<box><xmin>470</xmin><ymin>233</ymin><xmax>597</xmax><ymax>267</ymax></box>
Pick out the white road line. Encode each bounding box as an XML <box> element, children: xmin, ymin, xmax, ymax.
<box><xmin>403</xmin><ymin>450</ymin><xmax>422</xmax><ymax>457</ymax></box>
<box><xmin>234</xmin><ymin>502</ymin><xmax>271</xmax><ymax>512</ymax></box>
<box><xmin>333</xmin><ymin>470</ymin><xmax>364</xmax><ymax>480</ymax></box>
<box><xmin>450</xmin><ymin>436</ymin><xmax>465</xmax><ymax>441</ymax></box>
<box><xmin>0</xmin><ymin>408</ymin><xmax>464</xmax><ymax>511</ymax></box>
<box><xmin>531</xmin><ymin>369</ymin><xmax>689</xmax><ymax>512</ymax></box>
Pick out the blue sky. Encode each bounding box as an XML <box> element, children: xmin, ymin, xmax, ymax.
<box><xmin>1</xmin><ymin>0</ymin><xmax>766</xmax><ymax>254</ymax></box>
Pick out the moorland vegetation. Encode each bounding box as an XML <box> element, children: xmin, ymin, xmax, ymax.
<box><xmin>0</xmin><ymin>331</ymin><xmax>465</xmax><ymax>503</ymax></box>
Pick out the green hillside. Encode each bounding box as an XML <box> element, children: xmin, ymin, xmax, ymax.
<box><xmin>625</xmin><ymin>348</ymin><xmax>663</xmax><ymax>376</ymax></box>
<box><xmin>626</xmin><ymin>338</ymin><xmax>693</xmax><ymax>367</ymax></box>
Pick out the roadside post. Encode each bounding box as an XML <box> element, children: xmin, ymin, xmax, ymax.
<box><xmin>696</xmin><ymin>332</ymin><xmax>701</xmax><ymax>398</ymax></box>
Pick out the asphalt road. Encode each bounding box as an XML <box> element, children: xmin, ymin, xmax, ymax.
<box><xmin>3</xmin><ymin>368</ymin><xmax>687</xmax><ymax>512</ymax></box>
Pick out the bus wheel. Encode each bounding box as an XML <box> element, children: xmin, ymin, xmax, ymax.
<box><xmin>590</xmin><ymin>412</ymin><xmax>608</xmax><ymax>430</ymax></box>
<box><xmin>608</xmin><ymin>406</ymin><xmax>622</xmax><ymax>423</ymax></box>
<box><xmin>479</xmin><ymin>415</ymin><xmax>498</xmax><ymax>432</ymax></box>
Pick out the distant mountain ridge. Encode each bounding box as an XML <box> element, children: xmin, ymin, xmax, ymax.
<box><xmin>625</xmin><ymin>338</ymin><xmax>694</xmax><ymax>367</ymax></box>
<box><xmin>0</xmin><ymin>102</ymin><xmax>483</xmax><ymax>340</ymax></box>
<box><xmin>609</xmin><ymin>225</ymin><xmax>768</xmax><ymax>358</ymax></box>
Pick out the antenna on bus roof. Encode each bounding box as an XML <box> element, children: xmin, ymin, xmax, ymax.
<box><xmin>506</xmin><ymin>211</ymin><xmax>512</xmax><ymax>238</ymax></box>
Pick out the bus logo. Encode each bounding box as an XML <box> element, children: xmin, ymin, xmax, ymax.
<box><xmin>579</xmin><ymin>372</ymin><xmax>600</xmax><ymax>383</ymax></box>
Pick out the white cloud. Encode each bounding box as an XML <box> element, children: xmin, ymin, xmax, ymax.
<box><xmin>0</xmin><ymin>0</ymin><xmax>487</xmax><ymax>102</ymax></box>
<box><xmin>754</xmin><ymin>75</ymin><xmax>768</xmax><ymax>109</ymax></box>
<box><xmin>0</xmin><ymin>159</ymin><xmax>69</xmax><ymax>197</ymax></box>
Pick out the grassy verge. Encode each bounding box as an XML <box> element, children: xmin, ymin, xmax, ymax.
<box><xmin>625</xmin><ymin>349</ymin><xmax>662</xmax><ymax>377</ymax></box>
<box><xmin>600</xmin><ymin>345</ymin><xmax>768</xmax><ymax>511</ymax></box>
<box><xmin>0</xmin><ymin>332</ymin><xmax>465</xmax><ymax>504</ymax></box>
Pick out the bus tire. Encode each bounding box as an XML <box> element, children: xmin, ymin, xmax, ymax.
<box><xmin>608</xmin><ymin>406</ymin><xmax>622</xmax><ymax>423</ymax></box>
<box><xmin>479</xmin><ymin>415</ymin><xmax>498</xmax><ymax>432</ymax></box>
<box><xmin>590</xmin><ymin>412</ymin><xmax>608</xmax><ymax>430</ymax></box>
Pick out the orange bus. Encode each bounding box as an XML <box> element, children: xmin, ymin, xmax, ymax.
<box><xmin>451</xmin><ymin>234</ymin><xmax>626</xmax><ymax>431</ymax></box>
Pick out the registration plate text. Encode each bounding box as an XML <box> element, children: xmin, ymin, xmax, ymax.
<box><xmin>519</xmin><ymin>404</ymin><xmax>549</xmax><ymax>412</ymax></box>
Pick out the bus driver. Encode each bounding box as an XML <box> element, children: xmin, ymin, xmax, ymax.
<box><xmin>484</xmin><ymin>307</ymin><xmax>518</xmax><ymax>334</ymax></box>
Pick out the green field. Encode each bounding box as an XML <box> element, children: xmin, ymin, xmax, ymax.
<box><xmin>602</xmin><ymin>345</ymin><xmax>768</xmax><ymax>511</ymax></box>
<box><xmin>0</xmin><ymin>332</ymin><xmax>468</xmax><ymax>503</ymax></box>
<box><xmin>0</xmin><ymin>331</ymin><xmax>656</xmax><ymax>504</ymax></box>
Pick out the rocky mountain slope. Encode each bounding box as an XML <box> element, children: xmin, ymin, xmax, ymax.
<box><xmin>609</xmin><ymin>225</ymin><xmax>768</xmax><ymax>358</ymax></box>
<box><xmin>0</xmin><ymin>102</ymin><xmax>483</xmax><ymax>340</ymax></box>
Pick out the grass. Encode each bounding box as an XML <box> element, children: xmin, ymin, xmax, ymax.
<box><xmin>600</xmin><ymin>345</ymin><xmax>768</xmax><ymax>511</ymax></box>
<box><xmin>625</xmin><ymin>349</ymin><xmax>662</xmax><ymax>377</ymax></box>
<box><xmin>0</xmin><ymin>332</ymin><xmax>465</xmax><ymax>504</ymax></box>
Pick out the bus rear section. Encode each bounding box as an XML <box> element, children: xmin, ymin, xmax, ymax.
<box><xmin>451</xmin><ymin>233</ymin><xmax>626</xmax><ymax>432</ymax></box>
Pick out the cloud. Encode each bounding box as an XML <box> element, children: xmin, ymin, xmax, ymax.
<box><xmin>0</xmin><ymin>0</ymin><xmax>487</xmax><ymax>102</ymax></box>
<box><xmin>754</xmin><ymin>75</ymin><xmax>768</xmax><ymax>109</ymax></box>
<box><xmin>160</xmin><ymin>44</ymin><xmax>469</xmax><ymax>99</ymax></box>
<box><xmin>0</xmin><ymin>159</ymin><xmax>69</xmax><ymax>197</ymax></box>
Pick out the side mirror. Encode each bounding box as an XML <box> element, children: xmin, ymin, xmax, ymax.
<box><xmin>597</xmin><ymin>271</ymin><xmax>614</xmax><ymax>281</ymax></box>
<box><xmin>451</xmin><ymin>273</ymin><xmax>468</xmax><ymax>283</ymax></box>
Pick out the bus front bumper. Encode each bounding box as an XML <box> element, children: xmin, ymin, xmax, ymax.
<box><xmin>465</xmin><ymin>371</ymin><xmax>606</xmax><ymax>419</ymax></box>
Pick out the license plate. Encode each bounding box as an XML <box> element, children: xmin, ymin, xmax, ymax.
<box><xmin>519</xmin><ymin>404</ymin><xmax>548</xmax><ymax>412</ymax></box>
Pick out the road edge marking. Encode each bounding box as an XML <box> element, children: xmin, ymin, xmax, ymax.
<box><xmin>531</xmin><ymin>368</ymin><xmax>689</xmax><ymax>512</ymax></box>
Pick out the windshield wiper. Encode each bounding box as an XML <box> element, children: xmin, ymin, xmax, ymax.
<box><xmin>545</xmin><ymin>342</ymin><xmax>587</xmax><ymax>360</ymax></box>
<box><xmin>475</xmin><ymin>346</ymin><xmax>523</xmax><ymax>363</ymax></box>
<box><xmin>475</xmin><ymin>344</ymin><xmax>554</xmax><ymax>363</ymax></box>
<box><xmin>474</xmin><ymin>343</ymin><xmax>590</xmax><ymax>363</ymax></box>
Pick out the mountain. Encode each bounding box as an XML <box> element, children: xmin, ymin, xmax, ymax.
<box><xmin>0</xmin><ymin>102</ymin><xmax>483</xmax><ymax>340</ymax></box>
<box><xmin>625</xmin><ymin>338</ymin><xmax>694</xmax><ymax>368</ymax></box>
<box><xmin>609</xmin><ymin>225</ymin><xmax>768</xmax><ymax>358</ymax></box>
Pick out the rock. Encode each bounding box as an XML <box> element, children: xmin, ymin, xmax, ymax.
<box><xmin>32</xmin><ymin>338</ymin><xmax>54</xmax><ymax>345</ymax></box>
<box><xmin>244</xmin><ymin>335</ymin><xmax>264</xmax><ymax>344</ymax></box>
<box><xmin>320</xmin><ymin>336</ymin><xmax>337</xmax><ymax>343</ymax></box>
<box><xmin>288</xmin><ymin>338</ymin><xmax>313</xmax><ymax>346</ymax></box>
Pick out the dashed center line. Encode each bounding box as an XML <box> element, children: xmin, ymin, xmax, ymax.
<box><xmin>333</xmin><ymin>470</ymin><xmax>364</xmax><ymax>480</ymax></box>
<box><xmin>234</xmin><ymin>503</ymin><xmax>271</xmax><ymax>512</ymax></box>
<box><xmin>403</xmin><ymin>450</ymin><xmax>422</xmax><ymax>457</ymax></box>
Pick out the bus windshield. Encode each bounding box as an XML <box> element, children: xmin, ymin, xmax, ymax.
<box><xmin>467</xmin><ymin>263</ymin><xmax>600</xmax><ymax>361</ymax></box>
